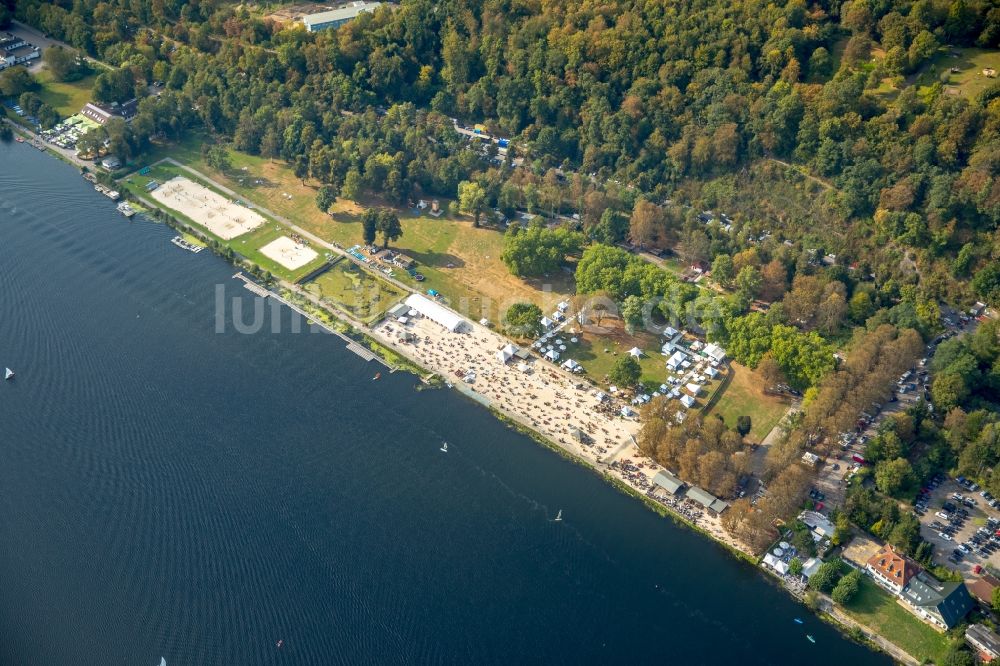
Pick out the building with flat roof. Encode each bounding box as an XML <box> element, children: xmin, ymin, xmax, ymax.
<box><xmin>404</xmin><ymin>293</ymin><xmax>467</xmax><ymax>333</ymax></box>
<box><xmin>302</xmin><ymin>2</ymin><xmax>382</xmax><ymax>31</ymax></box>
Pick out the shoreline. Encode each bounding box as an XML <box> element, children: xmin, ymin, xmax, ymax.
<box><xmin>4</xmin><ymin>134</ymin><xmax>914</xmax><ymax>665</ymax></box>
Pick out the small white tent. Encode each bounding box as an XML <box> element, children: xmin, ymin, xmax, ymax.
<box><xmin>628</xmin><ymin>347</ymin><xmax>643</xmax><ymax>358</ymax></box>
<box><xmin>496</xmin><ymin>343</ymin><xmax>517</xmax><ymax>363</ymax></box>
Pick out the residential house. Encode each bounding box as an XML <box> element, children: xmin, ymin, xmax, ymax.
<box><xmin>967</xmin><ymin>624</ymin><xmax>1000</xmax><ymax>663</ymax></box>
<box><xmin>865</xmin><ymin>544</ymin><xmax>920</xmax><ymax>595</ymax></box>
<box><xmin>970</xmin><ymin>573</ymin><xmax>1000</xmax><ymax>607</ymax></box>
<box><xmin>900</xmin><ymin>571</ymin><xmax>973</xmax><ymax>630</ymax></box>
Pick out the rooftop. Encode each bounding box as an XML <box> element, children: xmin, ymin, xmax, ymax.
<box><xmin>967</xmin><ymin>624</ymin><xmax>1000</xmax><ymax>656</ymax></box>
<box><xmin>652</xmin><ymin>471</ymin><xmax>684</xmax><ymax>495</ymax></box>
<box><xmin>866</xmin><ymin>544</ymin><xmax>920</xmax><ymax>588</ymax></box>
<box><xmin>302</xmin><ymin>2</ymin><xmax>382</xmax><ymax>28</ymax></box>
<box><xmin>902</xmin><ymin>572</ymin><xmax>973</xmax><ymax>628</ymax></box>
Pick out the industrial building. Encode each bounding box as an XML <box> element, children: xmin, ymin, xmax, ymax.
<box><xmin>301</xmin><ymin>2</ymin><xmax>382</xmax><ymax>32</ymax></box>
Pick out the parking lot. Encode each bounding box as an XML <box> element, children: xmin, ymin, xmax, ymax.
<box><xmin>811</xmin><ymin>376</ymin><xmax>925</xmax><ymax>509</ymax></box>
<box><xmin>918</xmin><ymin>476</ymin><xmax>1000</xmax><ymax>576</ymax></box>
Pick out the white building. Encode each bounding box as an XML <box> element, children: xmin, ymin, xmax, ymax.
<box><xmin>302</xmin><ymin>2</ymin><xmax>383</xmax><ymax>32</ymax></box>
<box><xmin>703</xmin><ymin>343</ymin><xmax>727</xmax><ymax>363</ymax></box>
<box><xmin>403</xmin><ymin>293</ymin><xmax>467</xmax><ymax>332</ymax></box>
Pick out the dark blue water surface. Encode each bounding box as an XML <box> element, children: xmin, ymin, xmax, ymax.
<box><xmin>0</xmin><ymin>141</ymin><xmax>890</xmax><ymax>665</ymax></box>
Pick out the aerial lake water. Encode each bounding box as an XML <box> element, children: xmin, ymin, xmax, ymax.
<box><xmin>0</xmin><ymin>140</ymin><xmax>890</xmax><ymax>665</ymax></box>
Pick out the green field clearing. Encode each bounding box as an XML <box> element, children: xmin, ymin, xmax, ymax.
<box><xmin>707</xmin><ymin>363</ymin><xmax>790</xmax><ymax>442</ymax></box>
<box><xmin>34</xmin><ymin>70</ymin><xmax>97</xmax><ymax>119</ymax></box>
<box><xmin>930</xmin><ymin>48</ymin><xmax>1000</xmax><ymax>98</ymax></box>
<box><xmin>570</xmin><ymin>326</ymin><xmax>668</xmax><ymax>387</ymax></box>
<box><xmin>842</xmin><ymin>576</ymin><xmax>951</xmax><ymax>663</ymax></box>
<box><xmin>137</xmin><ymin>135</ymin><xmax>573</xmax><ymax>321</ymax></box>
<box><xmin>119</xmin><ymin>161</ymin><xmax>328</xmax><ymax>282</ymax></box>
<box><xmin>876</xmin><ymin>47</ymin><xmax>1000</xmax><ymax>100</ymax></box>
<box><xmin>303</xmin><ymin>259</ymin><xmax>404</xmax><ymax>324</ymax></box>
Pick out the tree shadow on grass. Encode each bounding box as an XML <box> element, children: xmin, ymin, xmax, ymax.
<box><xmin>406</xmin><ymin>249</ymin><xmax>465</xmax><ymax>268</ymax></box>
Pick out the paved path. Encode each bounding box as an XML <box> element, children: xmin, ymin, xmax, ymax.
<box><xmin>820</xmin><ymin>598</ymin><xmax>919</xmax><ymax>666</ymax></box>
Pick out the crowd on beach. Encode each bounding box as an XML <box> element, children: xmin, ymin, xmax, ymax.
<box><xmin>374</xmin><ymin>315</ymin><xmax>638</xmax><ymax>466</ymax></box>
<box><xmin>370</xmin><ymin>312</ymin><xmax>753</xmax><ymax>555</ymax></box>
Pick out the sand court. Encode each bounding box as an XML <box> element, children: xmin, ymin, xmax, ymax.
<box><xmin>259</xmin><ymin>236</ymin><xmax>319</xmax><ymax>270</ymax></box>
<box><xmin>151</xmin><ymin>176</ymin><xmax>266</xmax><ymax>240</ymax></box>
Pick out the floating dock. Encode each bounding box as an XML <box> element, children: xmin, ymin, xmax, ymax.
<box><xmin>170</xmin><ymin>236</ymin><xmax>204</xmax><ymax>253</ymax></box>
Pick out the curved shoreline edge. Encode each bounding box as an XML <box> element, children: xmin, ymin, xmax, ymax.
<box><xmin>1</xmin><ymin>127</ymin><xmax>915</xmax><ymax>665</ymax></box>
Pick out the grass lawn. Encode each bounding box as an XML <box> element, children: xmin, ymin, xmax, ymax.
<box><xmin>119</xmin><ymin>161</ymin><xmax>329</xmax><ymax>282</ymax></box>
<box><xmin>303</xmin><ymin>258</ymin><xmax>404</xmax><ymax>324</ymax></box>
<box><xmin>136</xmin><ymin>135</ymin><xmax>574</xmax><ymax>321</ymax></box>
<box><xmin>569</xmin><ymin>322</ymin><xmax>666</xmax><ymax>387</ymax></box>
<box><xmin>708</xmin><ymin>362</ymin><xmax>791</xmax><ymax>442</ymax></box>
<box><xmin>842</xmin><ymin>576</ymin><xmax>951</xmax><ymax>663</ymax></box>
<box><xmin>34</xmin><ymin>70</ymin><xmax>97</xmax><ymax>119</ymax></box>
<box><xmin>890</xmin><ymin>47</ymin><xmax>1000</xmax><ymax>99</ymax></box>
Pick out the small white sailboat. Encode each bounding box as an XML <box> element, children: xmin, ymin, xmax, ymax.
<box><xmin>158</xmin><ymin>658</ymin><xmax>166</xmax><ymax>666</ymax></box>
<box><xmin>4</xmin><ymin>367</ymin><xmax>13</xmax><ymax>381</ymax></box>
<box><xmin>554</xmin><ymin>510</ymin><xmax>563</xmax><ymax>522</ymax></box>
<box><xmin>440</xmin><ymin>442</ymin><xmax>448</xmax><ymax>453</ymax></box>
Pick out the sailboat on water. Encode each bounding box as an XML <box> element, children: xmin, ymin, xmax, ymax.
<box><xmin>440</xmin><ymin>442</ymin><xmax>448</xmax><ymax>453</ymax></box>
<box><xmin>4</xmin><ymin>367</ymin><xmax>13</xmax><ymax>381</ymax></box>
<box><xmin>554</xmin><ymin>510</ymin><xmax>563</xmax><ymax>522</ymax></box>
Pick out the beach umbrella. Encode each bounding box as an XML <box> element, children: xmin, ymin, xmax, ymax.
<box><xmin>559</xmin><ymin>345</ymin><xmax>566</xmax><ymax>351</ymax></box>
<box><xmin>570</xmin><ymin>337</ymin><xmax>578</xmax><ymax>343</ymax></box>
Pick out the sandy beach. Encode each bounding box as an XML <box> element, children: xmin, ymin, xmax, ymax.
<box><xmin>369</xmin><ymin>313</ymin><xmax>751</xmax><ymax>555</ymax></box>
<box><xmin>152</xmin><ymin>176</ymin><xmax>266</xmax><ymax>240</ymax></box>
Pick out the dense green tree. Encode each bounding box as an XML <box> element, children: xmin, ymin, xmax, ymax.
<box><xmin>831</xmin><ymin>569</ymin><xmax>862</xmax><ymax>604</ymax></box>
<box><xmin>502</xmin><ymin>225</ymin><xmax>584</xmax><ymax>277</ymax></box>
<box><xmin>361</xmin><ymin>209</ymin><xmax>378</xmax><ymax>246</ymax></box>
<box><xmin>809</xmin><ymin>562</ymin><xmax>841</xmax><ymax>593</ymax></box>
<box><xmin>316</xmin><ymin>186</ymin><xmax>337</xmax><ymax>215</ymax></box>
<box><xmin>504</xmin><ymin>302</ymin><xmax>543</xmax><ymax>338</ymax></box>
<box><xmin>457</xmin><ymin>180</ymin><xmax>487</xmax><ymax>227</ymax></box>
<box><xmin>42</xmin><ymin>46</ymin><xmax>84</xmax><ymax>82</ymax></box>
<box><xmin>736</xmin><ymin>415</ymin><xmax>752</xmax><ymax>437</ymax></box>
<box><xmin>0</xmin><ymin>67</ymin><xmax>32</xmax><ymax>97</ymax></box>
<box><xmin>375</xmin><ymin>209</ymin><xmax>403</xmax><ymax>248</ymax></box>
<box><xmin>874</xmin><ymin>457</ymin><xmax>914</xmax><ymax>497</ymax></box>
<box><xmin>609</xmin><ymin>355</ymin><xmax>642</xmax><ymax>387</ymax></box>
<box><xmin>711</xmin><ymin>254</ymin><xmax>734</xmax><ymax>286</ymax></box>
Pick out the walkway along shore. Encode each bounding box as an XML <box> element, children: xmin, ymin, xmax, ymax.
<box><xmin>2</xmin><ymin>132</ymin><xmax>920</xmax><ymax>665</ymax></box>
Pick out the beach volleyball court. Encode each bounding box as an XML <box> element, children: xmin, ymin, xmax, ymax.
<box><xmin>259</xmin><ymin>236</ymin><xmax>319</xmax><ymax>270</ymax></box>
<box><xmin>152</xmin><ymin>176</ymin><xmax>265</xmax><ymax>240</ymax></box>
